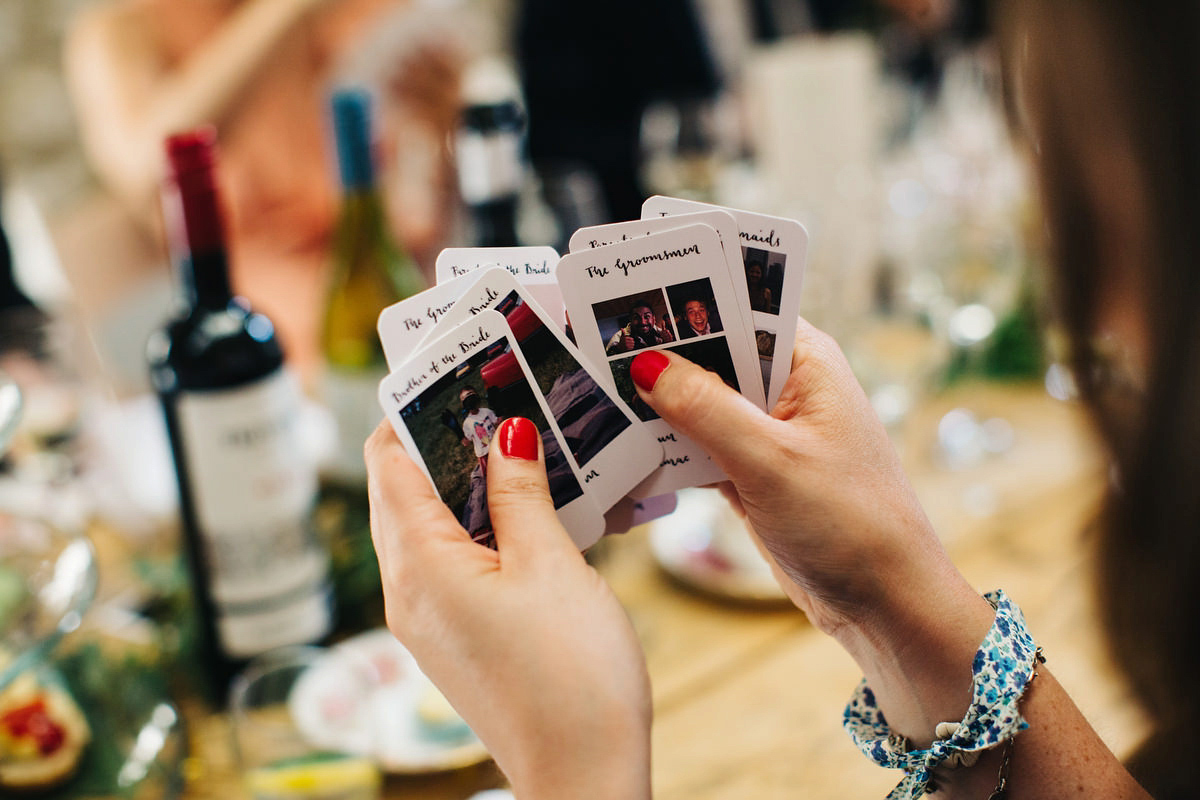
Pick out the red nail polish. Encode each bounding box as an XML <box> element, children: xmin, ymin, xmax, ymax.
<box><xmin>497</xmin><ymin>417</ymin><xmax>538</xmax><ymax>461</ymax></box>
<box><xmin>631</xmin><ymin>350</ymin><xmax>670</xmax><ymax>392</ymax></box>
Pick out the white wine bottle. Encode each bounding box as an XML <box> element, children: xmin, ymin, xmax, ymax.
<box><xmin>321</xmin><ymin>88</ymin><xmax>425</xmax><ymax>486</ymax></box>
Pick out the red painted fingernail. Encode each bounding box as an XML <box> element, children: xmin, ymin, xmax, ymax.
<box><xmin>497</xmin><ymin>417</ymin><xmax>538</xmax><ymax>461</ymax></box>
<box><xmin>631</xmin><ymin>350</ymin><xmax>671</xmax><ymax>392</ymax></box>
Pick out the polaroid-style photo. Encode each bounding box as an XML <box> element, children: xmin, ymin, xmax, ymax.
<box><xmin>436</xmin><ymin>246</ymin><xmax>560</xmax><ymax>283</ymax></box>
<box><xmin>741</xmin><ymin>247</ymin><xmax>786</xmax><ymax>315</ymax></box>
<box><xmin>379</xmin><ymin>311</ymin><xmax>604</xmax><ymax>550</ymax></box>
<box><xmin>608</xmin><ymin>336</ymin><xmax>742</xmax><ymax>422</ymax></box>
<box><xmin>641</xmin><ymin>196</ymin><xmax>808</xmax><ymax>409</ymax></box>
<box><xmin>568</xmin><ymin>210</ymin><xmax>758</xmax><ymax>360</ymax></box>
<box><xmin>434</xmin><ymin>246</ymin><xmax>566</xmax><ymax>329</ymax></box>
<box><xmin>377</xmin><ymin>272</ymin><xmax>476</xmax><ymax>371</ymax></box>
<box><xmin>413</xmin><ymin>268</ymin><xmax>663</xmax><ymax>514</ymax></box>
<box><xmin>593</xmin><ymin>289</ymin><xmax>677</xmax><ymax>357</ymax></box>
<box><xmin>557</xmin><ymin>223</ymin><xmax>765</xmax><ymax>495</ymax></box>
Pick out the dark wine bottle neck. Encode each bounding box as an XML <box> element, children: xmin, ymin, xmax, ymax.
<box><xmin>469</xmin><ymin>196</ymin><xmax>520</xmax><ymax>248</ymax></box>
<box><xmin>180</xmin><ymin>249</ymin><xmax>233</xmax><ymax>310</ymax></box>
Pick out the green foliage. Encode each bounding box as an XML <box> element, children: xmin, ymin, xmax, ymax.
<box><xmin>43</xmin><ymin>643</ymin><xmax>182</xmax><ymax>799</ymax></box>
<box><xmin>314</xmin><ymin>484</ymin><xmax>385</xmax><ymax>635</ymax></box>
<box><xmin>982</xmin><ymin>297</ymin><xmax>1046</xmax><ymax>380</ymax></box>
<box><xmin>940</xmin><ymin>291</ymin><xmax>1047</xmax><ymax>387</ymax></box>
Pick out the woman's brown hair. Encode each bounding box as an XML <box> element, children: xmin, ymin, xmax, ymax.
<box><xmin>999</xmin><ymin>2</ymin><xmax>1200</xmax><ymax>793</ymax></box>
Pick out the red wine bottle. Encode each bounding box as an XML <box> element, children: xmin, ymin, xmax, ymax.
<box><xmin>148</xmin><ymin>128</ymin><xmax>333</xmax><ymax>702</ymax></box>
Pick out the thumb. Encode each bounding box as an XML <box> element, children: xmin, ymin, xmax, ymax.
<box><xmin>630</xmin><ymin>350</ymin><xmax>782</xmax><ymax>483</ymax></box>
<box><xmin>485</xmin><ymin>417</ymin><xmax>580</xmax><ymax>565</ymax></box>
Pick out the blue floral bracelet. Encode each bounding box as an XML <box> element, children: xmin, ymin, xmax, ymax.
<box><xmin>843</xmin><ymin>590</ymin><xmax>1042</xmax><ymax>799</ymax></box>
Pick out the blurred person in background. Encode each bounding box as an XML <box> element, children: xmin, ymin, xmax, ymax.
<box><xmin>751</xmin><ymin>0</ymin><xmax>989</xmax><ymax>90</ymax></box>
<box><xmin>63</xmin><ymin>0</ymin><xmax>465</xmax><ymax>378</ymax></box>
<box><xmin>514</xmin><ymin>0</ymin><xmax>721</xmax><ymax>225</ymax></box>
<box><xmin>364</xmin><ymin>2</ymin><xmax>1200</xmax><ymax>798</ymax></box>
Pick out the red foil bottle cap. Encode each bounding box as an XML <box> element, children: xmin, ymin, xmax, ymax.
<box><xmin>165</xmin><ymin>127</ymin><xmax>218</xmax><ymax>177</ymax></box>
<box><xmin>164</xmin><ymin>126</ymin><xmax>225</xmax><ymax>255</ymax></box>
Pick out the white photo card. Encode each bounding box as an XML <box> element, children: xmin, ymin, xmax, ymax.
<box><xmin>378</xmin><ymin>310</ymin><xmax>605</xmax><ymax>550</ymax></box>
<box><xmin>556</xmin><ymin>223</ymin><xmax>766</xmax><ymax>496</ymax></box>
<box><xmin>568</xmin><ymin>210</ymin><xmax>759</xmax><ymax>388</ymax></box>
<box><xmin>377</xmin><ymin>272</ymin><xmax>477</xmax><ymax>371</ymax></box>
<box><xmin>414</xmin><ymin>267</ymin><xmax>663</xmax><ymax>514</ymax></box>
<box><xmin>641</xmin><ymin>196</ymin><xmax>808</xmax><ymax>409</ymax></box>
<box><xmin>435</xmin><ymin>246</ymin><xmax>566</xmax><ymax>329</ymax></box>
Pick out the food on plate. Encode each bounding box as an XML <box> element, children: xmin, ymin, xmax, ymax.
<box><xmin>0</xmin><ymin>652</ymin><xmax>91</xmax><ymax>791</ymax></box>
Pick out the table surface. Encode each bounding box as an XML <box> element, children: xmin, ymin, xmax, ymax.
<box><xmin>162</xmin><ymin>382</ymin><xmax>1147</xmax><ymax>800</ymax></box>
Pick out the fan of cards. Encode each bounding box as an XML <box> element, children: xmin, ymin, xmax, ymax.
<box><xmin>376</xmin><ymin>196</ymin><xmax>808</xmax><ymax>551</ymax></box>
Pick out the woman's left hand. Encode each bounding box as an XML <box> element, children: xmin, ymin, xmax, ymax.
<box><xmin>364</xmin><ymin>417</ymin><xmax>652</xmax><ymax>800</ymax></box>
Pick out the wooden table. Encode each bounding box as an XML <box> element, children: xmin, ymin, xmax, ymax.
<box><xmin>171</xmin><ymin>382</ymin><xmax>1147</xmax><ymax>800</ymax></box>
<box><xmin>46</xmin><ymin>194</ymin><xmax>1146</xmax><ymax>797</ymax></box>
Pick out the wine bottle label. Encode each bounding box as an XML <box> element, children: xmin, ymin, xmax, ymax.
<box><xmin>456</xmin><ymin>130</ymin><xmax>523</xmax><ymax>204</ymax></box>
<box><xmin>322</xmin><ymin>365</ymin><xmax>387</xmax><ymax>486</ymax></box>
<box><xmin>176</xmin><ymin>371</ymin><xmax>332</xmax><ymax>657</ymax></box>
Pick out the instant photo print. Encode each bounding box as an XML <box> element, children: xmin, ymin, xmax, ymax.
<box><xmin>378</xmin><ymin>310</ymin><xmax>604</xmax><ymax>550</ymax></box>
<box><xmin>642</xmin><ymin>196</ymin><xmax>808</xmax><ymax>407</ymax></box>
<box><xmin>413</xmin><ymin>267</ymin><xmax>663</xmax><ymax>513</ymax></box>
<box><xmin>435</xmin><ymin>246</ymin><xmax>566</xmax><ymax>329</ymax></box>
<box><xmin>568</xmin><ymin>210</ymin><xmax>758</xmax><ymax>355</ymax></box>
<box><xmin>556</xmin><ymin>223</ymin><xmax>765</xmax><ymax>496</ymax></box>
<box><xmin>377</xmin><ymin>271</ymin><xmax>476</xmax><ymax>371</ymax></box>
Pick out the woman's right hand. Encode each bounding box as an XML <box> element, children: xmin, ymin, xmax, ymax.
<box><xmin>631</xmin><ymin>319</ymin><xmax>997</xmax><ymax>742</ymax></box>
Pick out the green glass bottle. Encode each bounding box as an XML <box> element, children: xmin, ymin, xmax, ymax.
<box><xmin>321</xmin><ymin>88</ymin><xmax>425</xmax><ymax>486</ymax></box>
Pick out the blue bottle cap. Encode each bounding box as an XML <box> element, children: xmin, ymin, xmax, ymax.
<box><xmin>331</xmin><ymin>88</ymin><xmax>375</xmax><ymax>190</ymax></box>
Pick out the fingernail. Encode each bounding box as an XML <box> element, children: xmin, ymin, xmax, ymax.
<box><xmin>496</xmin><ymin>417</ymin><xmax>538</xmax><ymax>461</ymax></box>
<box><xmin>631</xmin><ymin>350</ymin><xmax>670</xmax><ymax>392</ymax></box>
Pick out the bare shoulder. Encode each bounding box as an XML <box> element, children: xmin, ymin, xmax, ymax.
<box><xmin>65</xmin><ymin>0</ymin><xmax>164</xmax><ymax>88</ymax></box>
<box><xmin>65</xmin><ymin>0</ymin><xmax>157</xmax><ymax>62</ymax></box>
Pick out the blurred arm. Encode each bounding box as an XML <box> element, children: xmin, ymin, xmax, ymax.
<box><xmin>64</xmin><ymin>0</ymin><xmax>325</xmax><ymax>210</ymax></box>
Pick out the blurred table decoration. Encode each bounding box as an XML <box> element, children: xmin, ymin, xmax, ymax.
<box><xmin>0</xmin><ymin>351</ymin><xmax>184</xmax><ymax>799</ymax></box>
<box><xmin>229</xmin><ymin>645</ymin><xmax>382</xmax><ymax>800</ymax></box>
<box><xmin>875</xmin><ymin>50</ymin><xmax>1043</xmax><ymax>472</ymax></box>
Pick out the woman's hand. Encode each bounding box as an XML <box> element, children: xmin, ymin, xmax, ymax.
<box><xmin>631</xmin><ymin>319</ymin><xmax>996</xmax><ymax>743</ymax></box>
<box><xmin>365</xmin><ymin>417</ymin><xmax>651</xmax><ymax>800</ymax></box>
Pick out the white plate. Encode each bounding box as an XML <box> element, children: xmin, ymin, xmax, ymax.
<box><xmin>648</xmin><ymin>489</ymin><xmax>789</xmax><ymax>604</ymax></box>
<box><xmin>292</xmin><ymin>629</ymin><xmax>490</xmax><ymax>775</ymax></box>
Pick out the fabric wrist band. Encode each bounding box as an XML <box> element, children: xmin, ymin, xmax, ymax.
<box><xmin>842</xmin><ymin>589</ymin><xmax>1040</xmax><ymax>800</ymax></box>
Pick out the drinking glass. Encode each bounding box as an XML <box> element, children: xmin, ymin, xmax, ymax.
<box><xmin>879</xmin><ymin>51</ymin><xmax>1030</xmax><ymax>468</ymax></box>
<box><xmin>0</xmin><ymin>307</ymin><xmax>88</xmax><ymax>497</ymax></box>
<box><xmin>0</xmin><ymin>369</ymin><xmax>19</xmax><ymax>454</ymax></box>
<box><xmin>0</xmin><ymin>512</ymin><xmax>97</xmax><ymax>690</ymax></box>
<box><xmin>230</xmin><ymin>646</ymin><xmax>382</xmax><ymax>800</ymax></box>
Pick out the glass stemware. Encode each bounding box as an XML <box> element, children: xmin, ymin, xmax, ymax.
<box><xmin>0</xmin><ymin>370</ymin><xmax>20</xmax><ymax>454</ymax></box>
<box><xmin>876</xmin><ymin>50</ymin><xmax>1032</xmax><ymax>471</ymax></box>
<box><xmin>0</xmin><ymin>511</ymin><xmax>98</xmax><ymax>692</ymax></box>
